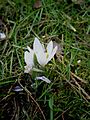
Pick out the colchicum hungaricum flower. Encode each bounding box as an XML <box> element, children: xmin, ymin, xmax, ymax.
<box><xmin>33</xmin><ymin>37</ymin><xmax>58</xmax><ymax>66</ymax></box>
<box><xmin>24</xmin><ymin>37</ymin><xmax>58</xmax><ymax>73</ymax></box>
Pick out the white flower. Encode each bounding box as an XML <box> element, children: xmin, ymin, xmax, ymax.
<box><xmin>33</xmin><ymin>37</ymin><xmax>58</xmax><ymax>66</ymax></box>
<box><xmin>35</xmin><ymin>76</ymin><xmax>51</xmax><ymax>83</ymax></box>
<box><xmin>24</xmin><ymin>46</ymin><xmax>34</xmax><ymax>73</ymax></box>
<box><xmin>0</xmin><ymin>32</ymin><xmax>6</xmax><ymax>39</ymax></box>
<box><xmin>24</xmin><ymin>37</ymin><xmax>58</xmax><ymax>73</ymax></box>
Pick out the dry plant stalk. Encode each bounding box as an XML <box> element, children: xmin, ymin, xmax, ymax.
<box><xmin>18</xmin><ymin>79</ymin><xmax>46</xmax><ymax>120</ymax></box>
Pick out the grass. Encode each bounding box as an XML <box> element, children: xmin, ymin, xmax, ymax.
<box><xmin>0</xmin><ymin>0</ymin><xmax>90</xmax><ymax>120</ymax></box>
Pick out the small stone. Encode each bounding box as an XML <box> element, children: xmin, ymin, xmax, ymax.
<box><xmin>0</xmin><ymin>32</ymin><xmax>6</xmax><ymax>39</ymax></box>
<box><xmin>77</xmin><ymin>60</ymin><xmax>81</xmax><ymax>64</ymax></box>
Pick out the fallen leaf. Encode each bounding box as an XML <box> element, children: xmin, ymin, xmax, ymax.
<box><xmin>33</xmin><ymin>0</ymin><xmax>42</xmax><ymax>9</ymax></box>
<box><xmin>53</xmin><ymin>41</ymin><xmax>63</xmax><ymax>55</ymax></box>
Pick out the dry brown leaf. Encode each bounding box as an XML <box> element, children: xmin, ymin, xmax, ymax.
<box><xmin>33</xmin><ymin>0</ymin><xmax>42</xmax><ymax>9</ymax></box>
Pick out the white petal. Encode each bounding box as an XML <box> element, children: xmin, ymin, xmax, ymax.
<box><xmin>33</xmin><ymin>37</ymin><xmax>45</xmax><ymax>52</ymax></box>
<box><xmin>33</xmin><ymin>37</ymin><xmax>47</xmax><ymax>66</ymax></box>
<box><xmin>24</xmin><ymin>49</ymin><xmax>34</xmax><ymax>67</ymax></box>
<box><xmin>47</xmin><ymin>41</ymin><xmax>53</xmax><ymax>56</ymax></box>
<box><xmin>35</xmin><ymin>52</ymin><xmax>47</xmax><ymax>66</ymax></box>
<box><xmin>35</xmin><ymin>76</ymin><xmax>51</xmax><ymax>83</ymax></box>
<box><xmin>46</xmin><ymin>46</ymin><xmax>58</xmax><ymax>63</ymax></box>
<box><xmin>13</xmin><ymin>86</ymin><xmax>23</xmax><ymax>92</ymax></box>
<box><xmin>27</xmin><ymin>46</ymin><xmax>32</xmax><ymax>52</ymax></box>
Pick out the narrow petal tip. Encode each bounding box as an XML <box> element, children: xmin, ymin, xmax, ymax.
<box><xmin>35</xmin><ymin>76</ymin><xmax>51</xmax><ymax>83</ymax></box>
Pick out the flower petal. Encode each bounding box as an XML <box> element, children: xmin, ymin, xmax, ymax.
<box><xmin>13</xmin><ymin>86</ymin><xmax>23</xmax><ymax>92</ymax></box>
<box><xmin>33</xmin><ymin>38</ymin><xmax>45</xmax><ymax>52</ymax></box>
<box><xmin>27</xmin><ymin>46</ymin><xmax>32</xmax><ymax>52</ymax></box>
<box><xmin>46</xmin><ymin>46</ymin><xmax>58</xmax><ymax>63</ymax></box>
<box><xmin>47</xmin><ymin>41</ymin><xmax>53</xmax><ymax>56</ymax></box>
<box><xmin>24</xmin><ymin>48</ymin><xmax>34</xmax><ymax>67</ymax></box>
<box><xmin>35</xmin><ymin>76</ymin><xmax>51</xmax><ymax>83</ymax></box>
<box><xmin>33</xmin><ymin>37</ymin><xmax>47</xmax><ymax>66</ymax></box>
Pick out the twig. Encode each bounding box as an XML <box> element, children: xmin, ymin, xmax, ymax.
<box><xmin>71</xmin><ymin>72</ymin><xmax>87</xmax><ymax>84</ymax></box>
<box><xmin>18</xmin><ymin>79</ymin><xmax>46</xmax><ymax>120</ymax></box>
<box><xmin>71</xmin><ymin>75</ymin><xmax>90</xmax><ymax>100</ymax></box>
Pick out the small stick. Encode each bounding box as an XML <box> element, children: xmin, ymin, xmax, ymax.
<box><xmin>71</xmin><ymin>72</ymin><xmax>87</xmax><ymax>84</ymax></box>
<box><xmin>18</xmin><ymin>79</ymin><xmax>46</xmax><ymax>120</ymax></box>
